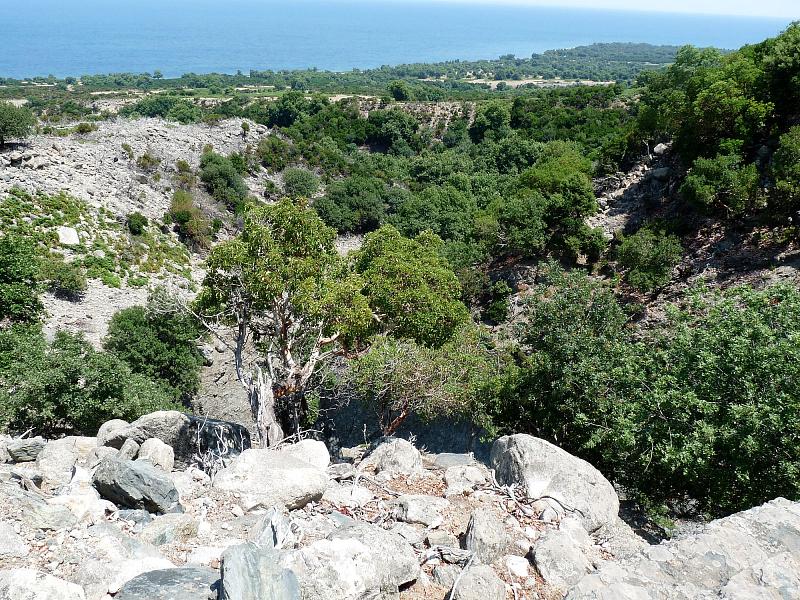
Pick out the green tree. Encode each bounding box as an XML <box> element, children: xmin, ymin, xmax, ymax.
<box><xmin>469</xmin><ymin>101</ymin><xmax>511</xmax><ymax>143</ymax></box>
<box><xmin>199</xmin><ymin>151</ymin><xmax>249</xmax><ymax>210</ymax></box>
<box><xmin>354</xmin><ymin>225</ymin><xmax>469</xmax><ymax>347</ymax></box>
<box><xmin>772</xmin><ymin>126</ymin><xmax>800</xmax><ymax>213</ymax></box>
<box><xmin>196</xmin><ymin>200</ymin><xmax>373</xmax><ymax>445</ymax></box>
<box><xmin>105</xmin><ymin>293</ymin><xmax>205</xmax><ymax>401</ymax></box>
<box><xmin>616</xmin><ymin>226</ymin><xmax>683</xmax><ymax>291</ymax></box>
<box><xmin>387</xmin><ymin>80</ymin><xmax>413</xmax><ymax>101</ymax></box>
<box><xmin>0</xmin><ymin>326</ymin><xmax>180</xmax><ymax>436</ymax></box>
<box><xmin>0</xmin><ymin>235</ymin><xmax>43</xmax><ymax>323</ymax></box>
<box><xmin>313</xmin><ymin>175</ymin><xmax>388</xmax><ymax>234</ymax></box>
<box><xmin>0</xmin><ymin>102</ymin><xmax>36</xmax><ymax>148</ymax></box>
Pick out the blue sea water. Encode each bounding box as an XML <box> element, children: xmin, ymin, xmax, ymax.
<box><xmin>0</xmin><ymin>0</ymin><xmax>793</xmax><ymax>78</ymax></box>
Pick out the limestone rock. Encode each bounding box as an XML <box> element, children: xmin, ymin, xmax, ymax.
<box><xmin>98</xmin><ymin>411</ymin><xmax>250</xmax><ymax>469</ymax></box>
<box><xmin>138</xmin><ymin>438</ymin><xmax>174</xmax><ymax>472</ymax></box>
<box><xmin>97</xmin><ymin>419</ymin><xmax>129</xmax><ymax>447</ymax></box>
<box><xmin>280</xmin><ymin>521</ymin><xmax>419</xmax><ymax>599</ymax></box>
<box><xmin>449</xmin><ymin>564</ymin><xmax>505</xmax><ymax>600</ymax></box>
<box><xmin>92</xmin><ymin>456</ymin><xmax>181</xmax><ymax>514</ymax></box>
<box><xmin>35</xmin><ymin>436</ymin><xmax>96</xmax><ymax>490</ymax></box>
<box><xmin>118</xmin><ymin>438</ymin><xmax>140</xmax><ymax>460</ymax></box>
<box><xmin>445</xmin><ymin>465</ymin><xmax>487</xmax><ymax>496</ymax></box>
<box><xmin>534</xmin><ymin>522</ymin><xmax>593</xmax><ymax>590</ymax></box>
<box><xmin>566</xmin><ymin>498</ymin><xmax>800</xmax><ymax>599</ymax></box>
<box><xmin>322</xmin><ymin>483</ymin><xmax>374</xmax><ymax>508</ymax></box>
<box><xmin>0</xmin><ymin>523</ymin><xmax>29</xmax><ymax>558</ymax></box>
<box><xmin>279</xmin><ymin>439</ymin><xmax>330</xmax><ymax>470</ymax></box>
<box><xmin>56</xmin><ymin>226</ymin><xmax>80</xmax><ymax>246</ymax></box>
<box><xmin>490</xmin><ymin>434</ymin><xmax>619</xmax><ymax>532</ymax></box>
<box><xmin>393</xmin><ymin>494</ymin><xmax>449</xmax><ymax>527</ymax></box>
<box><xmin>139</xmin><ymin>513</ymin><xmax>199</xmax><ymax>546</ymax></box>
<box><xmin>114</xmin><ymin>567</ymin><xmax>219</xmax><ymax>600</ymax></box>
<box><xmin>220</xmin><ymin>543</ymin><xmax>300</xmax><ymax>600</ymax></box>
<box><xmin>249</xmin><ymin>506</ymin><xmax>295</xmax><ymax>550</ymax></box>
<box><xmin>464</xmin><ymin>508</ymin><xmax>511</xmax><ymax>564</ymax></box>
<box><xmin>212</xmin><ymin>449</ymin><xmax>328</xmax><ymax>512</ymax></box>
<box><xmin>0</xmin><ymin>569</ymin><xmax>86</xmax><ymax>600</ymax></box>
<box><xmin>361</xmin><ymin>437</ymin><xmax>422</xmax><ymax>476</ymax></box>
<box><xmin>6</xmin><ymin>437</ymin><xmax>46</xmax><ymax>462</ymax></box>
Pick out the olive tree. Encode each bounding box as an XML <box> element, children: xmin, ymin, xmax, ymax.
<box><xmin>195</xmin><ymin>199</ymin><xmax>372</xmax><ymax>445</ymax></box>
<box><xmin>0</xmin><ymin>102</ymin><xmax>36</xmax><ymax>149</ymax></box>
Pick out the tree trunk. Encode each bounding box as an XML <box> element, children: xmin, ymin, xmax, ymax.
<box><xmin>249</xmin><ymin>366</ymin><xmax>284</xmax><ymax>447</ymax></box>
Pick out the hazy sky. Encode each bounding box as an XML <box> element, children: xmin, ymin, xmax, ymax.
<box><xmin>429</xmin><ymin>0</ymin><xmax>798</xmax><ymax>19</ymax></box>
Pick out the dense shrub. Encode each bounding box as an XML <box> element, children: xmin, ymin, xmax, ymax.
<box><xmin>0</xmin><ymin>101</ymin><xmax>36</xmax><ymax>148</ymax></box>
<box><xmin>0</xmin><ymin>326</ymin><xmax>180</xmax><ymax>436</ymax></box>
<box><xmin>616</xmin><ymin>226</ymin><xmax>683</xmax><ymax>291</ymax></box>
<box><xmin>127</xmin><ymin>212</ymin><xmax>148</xmax><ymax>235</ymax></box>
<box><xmin>496</xmin><ymin>266</ymin><xmax>800</xmax><ymax>515</ymax></box>
<box><xmin>104</xmin><ymin>296</ymin><xmax>205</xmax><ymax>401</ymax></box>
<box><xmin>39</xmin><ymin>255</ymin><xmax>87</xmax><ymax>300</ymax></box>
<box><xmin>0</xmin><ymin>234</ymin><xmax>43</xmax><ymax>323</ymax></box>
<box><xmin>199</xmin><ymin>151</ymin><xmax>248</xmax><ymax>210</ymax></box>
<box><xmin>680</xmin><ymin>153</ymin><xmax>761</xmax><ymax>216</ymax></box>
<box><xmin>313</xmin><ymin>176</ymin><xmax>391</xmax><ymax>234</ymax></box>
<box><xmin>772</xmin><ymin>126</ymin><xmax>800</xmax><ymax>213</ymax></box>
<box><xmin>282</xmin><ymin>167</ymin><xmax>319</xmax><ymax>198</ymax></box>
<box><xmin>257</xmin><ymin>135</ymin><xmax>296</xmax><ymax>171</ymax></box>
<box><xmin>166</xmin><ymin>190</ymin><xmax>212</xmax><ymax>247</ymax></box>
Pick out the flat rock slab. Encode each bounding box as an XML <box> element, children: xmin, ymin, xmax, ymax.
<box><xmin>92</xmin><ymin>456</ymin><xmax>181</xmax><ymax>514</ymax></box>
<box><xmin>115</xmin><ymin>567</ymin><xmax>219</xmax><ymax>600</ymax></box>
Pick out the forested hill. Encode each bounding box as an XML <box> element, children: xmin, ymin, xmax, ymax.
<box><xmin>0</xmin><ymin>42</ymin><xmax>680</xmax><ymax>95</ymax></box>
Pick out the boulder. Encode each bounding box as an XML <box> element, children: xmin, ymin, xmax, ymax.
<box><xmin>114</xmin><ymin>567</ymin><xmax>219</xmax><ymax>600</ymax></box>
<box><xmin>505</xmin><ymin>555</ymin><xmax>530</xmax><ymax>578</ymax></box>
<box><xmin>445</xmin><ymin>465</ymin><xmax>487</xmax><ymax>496</ymax></box>
<box><xmin>22</xmin><ymin>501</ymin><xmax>77</xmax><ymax>531</ymax></box>
<box><xmin>279</xmin><ymin>439</ymin><xmax>330</xmax><ymax>470</ymax></box>
<box><xmin>249</xmin><ymin>506</ymin><xmax>295</xmax><ymax>550</ymax></box>
<box><xmin>393</xmin><ymin>494</ymin><xmax>449</xmax><ymax>527</ymax></box>
<box><xmin>138</xmin><ymin>438</ymin><xmax>174</xmax><ymax>472</ymax></box>
<box><xmin>0</xmin><ymin>569</ymin><xmax>86</xmax><ymax>600</ymax></box>
<box><xmin>534</xmin><ymin>521</ymin><xmax>593</xmax><ymax>590</ymax></box>
<box><xmin>432</xmin><ymin>564</ymin><xmax>461</xmax><ymax>588</ymax></box>
<box><xmin>35</xmin><ymin>436</ymin><xmax>96</xmax><ymax>490</ymax></box>
<box><xmin>566</xmin><ymin>498</ymin><xmax>800</xmax><ymax>599</ymax></box>
<box><xmin>6</xmin><ymin>437</ymin><xmax>46</xmax><ymax>462</ymax></box>
<box><xmin>653</xmin><ymin>143</ymin><xmax>669</xmax><ymax>155</ymax></box>
<box><xmin>139</xmin><ymin>513</ymin><xmax>199</xmax><ymax>546</ymax></box>
<box><xmin>449</xmin><ymin>564</ymin><xmax>506</xmax><ymax>600</ymax></box>
<box><xmin>56</xmin><ymin>226</ymin><xmax>80</xmax><ymax>246</ymax></box>
<box><xmin>361</xmin><ymin>437</ymin><xmax>422</xmax><ymax>476</ymax></box>
<box><xmin>464</xmin><ymin>508</ymin><xmax>511</xmax><ymax>564</ymax></box>
<box><xmin>212</xmin><ymin>449</ymin><xmax>328</xmax><ymax>512</ymax></box>
<box><xmin>118</xmin><ymin>439</ymin><xmax>140</xmax><ymax>460</ymax></box>
<box><xmin>92</xmin><ymin>456</ymin><xmax>181</xmax><ymax>514</ymax></box>
<box><xmin>490</xmin><ymin>434</ymin><xmax>619</xmax><ymax>532</ymax></box>
<box><xmin>322</xmin><ymin>483</ymin><xmax>374</xmax><ymax>508</ymax></box>
<box><xmin>280</xmin><ymin>521</ymin><xmax>419</xmax><ymax>599</ymax></box>
<box><xmin>220</xmin><ymin>543</ymin><xmax>300</xmax><ymax>600</ymax></box>
<box><xmin>0</xmin><ymin>523</ymin><xmax>29</xmax><ymax>558</ymax></box>
<box><xmin>98</xmin><ymin>411</ymin><xmax>250</xmax><ymax>469</ymax></box>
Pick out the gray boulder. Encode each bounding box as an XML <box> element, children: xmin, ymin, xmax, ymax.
<box><xmin>213</xmin><ymin>449</ymin><xmax>328</xmax><ymax>512</ymax></box>
<box><xmin>114</xmin><ymin>567</ymin><xmax>219</xmax><ymax>600</ymax></box>
<box><xmin>445</xmin><ymin>464</ymin><xmax>487</xmax><ymax>496</ymax></box>
<box><xmin>279</xmin><ymin>439</ymin><xmax>329</xmax><ymax>471</ymax></box>
<box><xmin>35</xmin><ymin>436</ymin><xmax>96</xmax><ymax>490</ymax></box>
<box><xmin>138</xmin><ymin>438</ymin><xmax>175</xmax><ymax>472</ymax></box>
<box><xmin>0</xmin><ymin>569</ymin><xmax>86</xmax><ymax>600</ymax></box>
<box><xmin>491</xmin><ymin>434</ymin><xmax>619</xmax><ymax>532</ymax></box>
<box><xmin>0</xmin><ymin>523</ymin><xmax>29</xmax><ymax>558</ymax></box>
<box><xmin>139</xmin><ymin>513</ymin><xmax>199</xmax><ymax>546</ymax></box>
<box><xmin>393</xmin><ymin>494</ymin><xmax>449</xmax><ymax>527</ymax></box>
<box><xmin>118</xmin><ymin>438</ymin><xmax>140</xmax><ymax>460</ymax></box>
<box><xmin>566</xmin><ymin>498</ymin><xmax>800</xmax><ymax>599</ymax></box>
<box><xmin>534</xmin><ymin>520</ymin><xmax>594</xmax><ymax>590</ymax></box>
<box><xmin>98</xmin><ymin>411</ymin><xmax>250</xmax><ymax>469</ymax></box>
<box><xmin>450</xmin><ymin>564</ymin><xmax>506</xmax><ymax>600</ymax></box>
<box><xmin>92</xmin><ymin>456</ymin><xmax>181</xmax><ymax>514</ymax></box>
<box><xmin>220</xmin><ymin>543</ymin><xmax>300</xmax><ymax>600</ymax></box>
<box><xmin>361</xmin><ymin>437</ymin><xmax>422</xmax><ymax>476</ymax></box>
<box><xmin>280</xmin><ymin>521</ymin><xmax>419</xmax><ymax>599</ymax></box>
<box><xmin>249</xmin><ymin>506</ymin><xmax>295</xmax><ymax>550</ymax></box>
<box><xmin>6</xmin><ymin>437</ymin><xmax>46</xmax><ymax>462</ymax></box>
<box><xmin>464</xmin><ymin>508</ymin><xmax>511</xmax><ymax>564</ymax></box>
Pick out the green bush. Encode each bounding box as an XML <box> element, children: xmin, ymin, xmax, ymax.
<box><xmin>496</xmin><ymin>266</ymin><xmax>800</xmax><ymax>516</ymax></box>
<box><xmin>73</xmin><ymin>122</ymin><xmax>96</xmax><ymax>135</ymax></box>
<box><xmin>0</xmin><ymin>234</ymin><xmax>43</xmax><ymax>323</ymax></box>
<box><xmin>681</xmin><ymin>153</ymin><xmax>761</xmax><ymax>216</ymax></box>
<box><xmin>39</xmin><ymin>255</ymin><xmax>87</xmax><ymax>300</ymax></box>
<box><xmin>0</xmin><ymin>326</ymin><xmax>181</xmax><ymax>436</ymax></box>
<box><xmin>104</xmin><ymin>294</ymin><xmax>205</xmax><ymax>401</ymax></box>
<box><xmin>282</xmin><ymin>168</ymin><xmax>318</xmax><ymax>198</ymax></box>
<box><xmin>0</xmin><ymin>101</ymin><xmax>36</xmax><ymax>148</ymax></box>
<box><xmin>257</xmin><ymin>135</ymin><xmax>296</xmax><ymax>171</ymax></box>
<box><xmin>199</xmin><ymin>151</ymin><xmax>248</xmax><ymax>210</ymax></box>
<box><xmin>616</xmin><ymin>226</ymin><xmax>683</xmax><ymax>291</ymax></box>
<box><xmin>313</xmin><ymin>176</ymin><xmax>389</xmax><ymax>234</ymax></box>
<box><xmin>772</xmin><ymin>126</ymin><xmax>800</xmax><ymax>214</ymax></box>
<box><xmin>127</xmin><ymin>212</ymin><xmax>148</xmax><ymax>235</ymax></box>
<box><xmin>136</xmin><ymin>150</ymin><xmax>161</xmax><ymax>172</ymax></box>
<box><xmin>167</xmin><ymin>190</ymin><xmax>212</xmax><ymax>248</ymax></box>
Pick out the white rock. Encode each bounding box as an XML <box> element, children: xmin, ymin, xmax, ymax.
<box><xmin>279</xmin><ymin>439</ymin><xmax>330</xmax><ymax>471</ymax></box>
<box><xmin>0</xmin><ymin>569</ymin><xmax>86</xmax><ymax>600</ymax></box>
<box><xmin>322</xmin><ymin>484</ymin><xmax>374</xmax><ymax>508</ymax></box>
<box><xmin>56</xmin><ymin>226</ymin><xmax>81</xmax><ymax>246</ymax></box>
<box><xmin>505</xmin><ymin>555</ymin><xmax>530</xmax><ymax>578</ymax></box>
<box><xmin>137</xmin><ymin>438</ymin><xmax>174</xmax><ymax>472</ymax></box>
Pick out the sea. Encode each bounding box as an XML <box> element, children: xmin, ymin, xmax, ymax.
<box><xmin>0</xmin><ymin>0</ymin><xmax>793</xmax><ymax>79</ymax></box>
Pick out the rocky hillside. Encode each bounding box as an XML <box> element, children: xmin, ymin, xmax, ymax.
<box><xmin>1</xmin><ymin>413</ymin><xmax>798</xmax><ymax>600</ymax></box>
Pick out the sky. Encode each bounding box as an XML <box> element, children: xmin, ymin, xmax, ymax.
<box><xmin>425</xmin><ymin>0</ymin><xmax>798</xmax><ymax>19</ymax></box>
